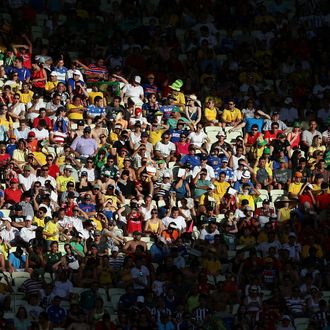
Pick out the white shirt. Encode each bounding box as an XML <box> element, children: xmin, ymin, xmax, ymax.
<box><xmin>155</xmin><ymin>141</ymin><xmax>176</xmax><ymax>157</ymax></box>
<box><xmin>31</xmin><ymin>128</ymin><xmax>49</xmax><ymax>141</ymax></box>
<box><xmin>20</xmin><ymin>226</ymin><xmax>37</xmax><ymax>243</ymax></box>
<box><xmin>18</xmin><ymin>173</ymin><xmax>37</xmax><ymax>191</ymax></box>
<box><xmin>123</xmin><ymin>84</ymin><xmax>144</xmax><ymax>105</ymax></box>
<box><xmin>26</xmin><ymin>100</ymin><xmax>47</xmax><ymax>121</ymax></box>
<box><xmin>188</xmin><ymin>131</ymin><xmax>208</xmax><ymax>147</ymax></box>
<box><xmin>199</xmin><ymin>228</ymin><xmax>220</xmax><ymax>242</ymax></box>
<box><xmin>0</xmin><ymin>227</ymin><xmax>19</xmax><ymax>243</ymax></box>
<box><xmin>162</xmin><ymin>216</ymin><xmax>186</xmax><ymax>231</ymax></box>
<box><xmin>79</xmin><ymin>167</ymin><xmax>96</xmax><ymax>182</ymax></box>
<box><xmin>279</xmin><ymin>106</ymin><xmax>298</xmax><ymax>123</ymax></box>
<box><xmin>11</xmin><ymin>102</ymin><xmax>25</xmax><ymax>116</ymax></box>
<box><xmin>131</xmin><ymin>265</ymin><xmax>150</xmax><ymax>289</ymax></box>
<box><xmin>192</xmin><ymin>165</ymin><xmax>215</xmax><ymax>180</ymax></box>
<box><xmin>35</xmin><ymin>175</ymin><xmax>56</xmax><ymax>188</ymax></box>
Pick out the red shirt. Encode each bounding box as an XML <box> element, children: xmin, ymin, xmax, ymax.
<box><xmin>175</xmin><ymin>142</ymin><xmax>190</xmax><ymax>155</ymax></box>
<box><xmin>4</xmin><ymin>188</ymin><xmax>22</xmax><ymax>204</ymax></box>
<box><xmin>48</xmin><ymin>163</ymin><xmax>60</xmax><ymax>179</ymax></box>
<box><xmin>33</xmin><ymin>116</ymin><xmax>53</xmax><ymax>130</ymax></box>
<box><xmin>298</xmin><ymin>193</ymin><xmax>313</xmax><ymax>207</ymax></box>
<box><xmin>316</xmin><ymin>193</ymin><xmax>330</xmax><ymax>210</ymax></box>
<box><xmin>264</xmin><ymin>130</ymin><xmax>283</xmax><ymax>143</ymax></box>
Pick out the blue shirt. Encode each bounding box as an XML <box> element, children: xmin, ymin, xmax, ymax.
<box><xmin>8</xmin><ymin>253</ymin><xmax>26</xmax><ymax>269</ymax></box>
<box><xmin>160</xmin><ymin>105</ymin><xmax>176</xmax><ymax>119</ymax></box>
<box><xmin>6</xmin><ymin>67</ymin><xmax>30</xmax><ymax>81</ymax></box>
<box><xmin>6</xmin><ymin>144</ymin><xmax>16</xmax><ymax>158</ymax></box>
<box><xmin>87</xmin><ymin>104</ymin><xmax>106</xmax><ymax>117</ymax></box>
<box><xmin>78</xmin><ymin>203</ymin><xmax>96</xmax><ymax>213</ymax></box>
<box><xmin>180</xmin><ymin>154</ymin><xmax>200</xmax><ymax>168</ymax></box>
<box><xmin>170</xmin><ymin>128</ymin><xmax>188</xmax><ymax>143</ymax></box>
<box><xmin>233</xmin><ymin>180</ymin><xmax>254</xmax><ymax>193</ymax></box>
<box><xmin>207</xmin><ymin>155</ymin><xmax>222</xmax><ymax>177</ymax></box>
<box><xmin>47</xmin><ymin>305</ymin><xmax>66</xmax><ymax>325</ymax></box>
<box><xmin>245</xmin><ymin>118</ymin><xmax>264</xmax><ymax>133</ymax></box>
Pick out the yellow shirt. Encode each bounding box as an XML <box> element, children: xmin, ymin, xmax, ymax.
<box><xmin>302</xmin><ymin>244</ymin><xmax>323</xmax><ymax>258</ymax></box>
<box><xmin>90</xmin><ymin>217</ymin><xmax>102</xmax><ymax>231</ymax></box>
<box><xmin>44</xmin><ymin>81</ymin><xmax>59</xmax><ymax>92</ymax></box>
<box><xmin>56</xmin><ymin>175</ymin><xmax>75</xmax><ymax>193</ymax></box>
<box><xmin>33</xmin><ymin>217</ymin><xmax>45</xmax><ymax>228</ymax></box>
<box><xmin>33</xmin><ymin>151</ymin><xmax>47</xmax><ymax>166</ymax></box>
<box><xmin>0</xmin><ymin>117</ymin><xmax>13</xmax><ymax>130</ymax></box>
<box><xmin>172</xmin><ymin>92</ymin><xmax>185</xmax><ymax>111</ymax></box>
<box><xmin>204</xmin><ymin>107</ymin><xmax>217</xmax><ymax>121</ymax></box>
<box><xmin>109</xmin><ymin>131</ymin><xmax>119</xmax><ymax>145</ymax></box>
<box><xmin>239</xmin><ymin>236</ymin><xmax>256</xmax><ymax>246</ymax></box>
<box><xmin>222</xmin><ymin>108</ymin><xmax>242</xmax><ymax>123</ymax></box>
<box><xmin>278</xmin><ymin>207</ymin><xmax>291</xmax><ymax>222</ymax></box>
<box><xmin>202</xmin><ymin>258</ymin><xmax>221</xmax><ymax>275</ymax></box>
<box><xmin>88</xmin><ymin>91</ymin><xmax>104</xmax><ymax>104</ymax></box>
<box><xmin>149</xmin><ymin>129</ymin><xmax>165</xmax><ymax>145</ymax></box>
<box><xmin>67</xmin><ymin>103</ymin><xmax>84</xmax><ymax>120</ymax></box>
<box><xmin>13</xmin><ymin>149</ymin><xmax>26</xmax><ymax>162</ymax></box>
<box><xmin>43</xmin><ymin>221</ymin><xmax>59</xmax><ymax>241</ymax></box>
<box><xmin>238</xmin><ymin>194</ymin><xmax>255</xmax><ymax>211</ymax></box>
<box><xmin>214</xmin><ymin>180</ymin><xmax>230</xmax><ymax>200</ymax></box>
<box><xmin>288</xmin><ymin>182</ymin><xmax>303</xmax><ymax>196</ymax></box>
<box><xmin>18</xmin><ymin>90</ymin><xmax>34</xmax><ymax>105</ymax></box>
<box><xmin>199</xmin><ymin>193</ymin><xmax>220</xmax><ymax>206</ymax></box>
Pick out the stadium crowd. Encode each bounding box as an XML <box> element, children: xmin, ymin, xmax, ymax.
<box><xmin>0</xmin><ymin>0</ymin><xmax>329</xmax><ymax>329</ymax></box>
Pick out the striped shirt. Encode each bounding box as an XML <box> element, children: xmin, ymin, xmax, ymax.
<box><xmin>85</xmin><ymin>64</ymin><xmax>108</xmax><ymax>83</ymax></box>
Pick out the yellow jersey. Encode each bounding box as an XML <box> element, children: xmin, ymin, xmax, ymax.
<box><xmin>222</xmin><ymin>108</ymin><xmax>242</xmax><ymax>123</ymax></box>
<box><xmin>43</xmin><ymin>221</ymin><xmax>59</xmax><ymax>241</ymax></box>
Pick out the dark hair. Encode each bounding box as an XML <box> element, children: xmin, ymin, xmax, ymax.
<box><xmin>94</xmin><ymin>96</ymin><xmax>102</xmax><ymax>103</ymax></box>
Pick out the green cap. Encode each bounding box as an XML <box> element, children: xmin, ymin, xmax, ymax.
<box><xmin>264</xmin><ymin>147</ymin><xmax>271</xmax><ymax>155</ymax></box>
<box><xmin>293</xmin><ymin>121</ymin><xmax>301</xmax><ymax>128</ymax></box>
<box><xmin>258</xmin><ymin>140</ymin><xmax>267</xmax><ymax>147</ymax></box>
<box><xmin>157</xmin><ymin>160</ymin><xmax>166</xmax><ymax>165</ymax></box>
<box><xmin>172</xmin><ymin>107</ymin><xmax>181</xmax><ymax>113</ymax></box>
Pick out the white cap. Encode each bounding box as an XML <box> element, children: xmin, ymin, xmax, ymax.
<box><xmin>64</xmin><ymin>165</ymin><xmax>73</xmax><ymax>170</ymax></box>
<box><xmin>307</xmin><ymin>183</ymin><xmax>314</xmax><ymax>189</ymax></box>
<box><xmin>137</xmin><ymin>296</ymin><xmax>145</xmax><ymax>303</ymax></box>
<box><xmin>209</xmin><ymin>184</ymin><xmax>215</xmax><ymax>190</ymax></box>
<box><xmin>72</xmin><ymin>69</ymin><xmax>80</xmax><ymax>75</ymax></box>
<box><xmin>2</xmin><ymin>217</ymin><xmax>11</xmax><ymax>222</ymax></box>
<box><xmin>25</xmin><ymin>215</ymin><xmax>33</xmax><ymax>221</ymax></box>
<box><xmin>163</xmin><ymin>173</ymin><xmax>170</xmax><ymax>178</ymax></box>
<box><xmin>134</xmin><ymin>75</ymin><xmax>141</xmax><ymax>84</ymax></box>
<box><xmin>111</xmin><ymin>246</ymin><xmax>119</xmax><ymax>252</ymax></box>
<box><xmin>50</xmin><ymin>71</ymin><xmax>58</xmax><ymax>76</ymax></box>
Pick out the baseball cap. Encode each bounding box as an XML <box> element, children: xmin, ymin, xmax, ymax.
<box><xmin>25</xmin><ymin>215</ymin><xmax>33</xmax><ymax>221</ymax></box>
<box><xmin>50</xmin><ymin>71</ymin><xmax>58</xmax><ymax>76</ymax></box>
<box><xmin>134</xmin><ymin>76</ymin><xmax>141</xmax><ymax>84</ymax></box>
<box><xmin>10</xmin><ymin>178</ymin><xmax>19</xmax><ymax>183</ymax></box>
<box><xmin>200</xmin><ymin>154</ymin><xmax>208</xmax><ymax>161</ymax></box>
<box><xmin>257</xmin><ymin>140</ymin><xmax>268</xmax><ymax>147</ymax></box>
<box><xmin>263</xmin><ymin>147</ymin><xmax>271</xmax><ymax>155</ymax></box>
<box><xmin>77</xmin><ymin>120</ymin><xmax>84</xmax><ymax>126</ymax></box>
<box><xmin>64</xmin><ymin>165</ymin><xmax>73</xmax><ymax>170</ymax></box>
<box><xmin>111</xmin><ymin>246</ymin><xmax>119</xmax><ymax>252</ymax></box>
<box><xmin>94</xmin><ymin>230</ymin><xmax>101</xmax><ymax>236</ymax></box>
<box><xmin>103</xmin><ymin>170</ymin><xmax>111</xmax><ymax>177</ymax></box>
<box><xmin>9</xmin><ymin>135</ymin><xmax>16</xmax><ymax>140</ymax></box>
<box><xmin>133</xmin><ymin>231</ymin><xmax>142</xmax><ymax>236</ymax></box>
<box><xmin>28</xmin><ymin>131</ymin><xmax>36</xmax><ymax>137</ymax></box>
<box><xmin>23</xmin><ymin>165</ymin><xmax>31</xmax><ymax>171</ymax></box>
<box><xmin>2</xmin><ymin>217</ymin><xmax>11</xmax><ymax>222</ymax></box>
<box><xmin>72</xmin><ymin>69</ymin><xmax>80</xmax><ymax>75</ymax></box>
<box><xmin>208</xmin><ymin>184</ymin><xmax>215</xmax><ymax>190</ymax></box>
<box><xmin>221</xmin><ymin>157</ymin><xmax>228</xmax><ymax>163</ymax></box>
<box><xmin>93</xmin><ymin>184</ymin><xmax>101</xmax><ymax>190</ymax></box>
<box><xmin>288</xmin><ymin>232</ymin><xmax>296</xmax><ymax>238</ymax></box>
<box><xmin>141</xmin><ymin>132</ymin><xmax>149</xmax><ymax>137</ymax></box>
<box><xmin>277</xmin><ymin>132</ymin><xmax>286</xmax><ymax>139</ymax></box>
<box><xmin>83</xmin><ymin>126</ymin><xmax>91</xmax><ymax>133</ymax></box>
<box><xmin>294</xmin><ymin>171</ymin><xmax>303</xmax><ymax>178</ymax></box>
<box><xmin>80</xmin><ymin>171</ymin><xmax>88</xmax><ymax>177</ymax></box>
<box><xmin>216</xmin><ymin>131</ymin><xmax>226</xmax><ymax>137</ymax></box>
<box><xmin>137</xmin><ymin>296</ymin><xmax>145</xmax><ymax>303</ymax></box>
<box><xmin>163</xmin><ymin>173</ymin><xmax>170</xmax><ymax>178</ymax></box>
<box><xmin>293</xmin><ymin>121</ymin><xmax>301</xmax><ymax>128</ymax></box>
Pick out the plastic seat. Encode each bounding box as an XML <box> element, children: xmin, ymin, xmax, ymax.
<box><xmin>269</xmin><ymin>189</ymin><xmax>285</xmax><ymax>202</ymax></box>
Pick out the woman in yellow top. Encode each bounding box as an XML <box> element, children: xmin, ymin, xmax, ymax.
<box><xmin>67</xmin><ymin>95</ymin><xmax>85</xmax><ymax>121</ymax></box>
<box><xmin>0</xmin><ymin>106</ymin><xmax>13</xmax><ymax>130</ymax></box>
<box><xmin>308</xmin><ymin>135</ymin><xmax>326</xmax><ymax>157</ymax></box>
<box><xmin>275</xmin><ymin>196</ymin><xmax>297</xmax><ymax>224</ymax></box>
<box><xmin>144</xmin><ymin>209</ymin><xmax>165</xmax><ymax>236</ymax></box>
<box><xmin>204</xmin><ymin>98</ymin><xmax>219</xmax><ymax>125</ymax></box>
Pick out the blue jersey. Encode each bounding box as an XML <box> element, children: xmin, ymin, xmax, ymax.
<box><xmin>180</xmin><ymin>155</ymin><xmax>200</xmax><ymax>168</ymax></box>
<box><xmin>87</xmin><ymin>104</ymin><xmax>106</xmax><ymax>117</ymax></box>
<box><xmin>207</xmin><ymin>155</ymin><xmax>222</xmax><ymax>177</ymax></box>
<box><xmin>170</xmin><ymin>128</ymin><xmax>188</xmax><ymax>143</ymax></box>
<box><xmin>245</xmin><ymin>117</ymin><xmax>264</xmax><ymax>133</ymax></box>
